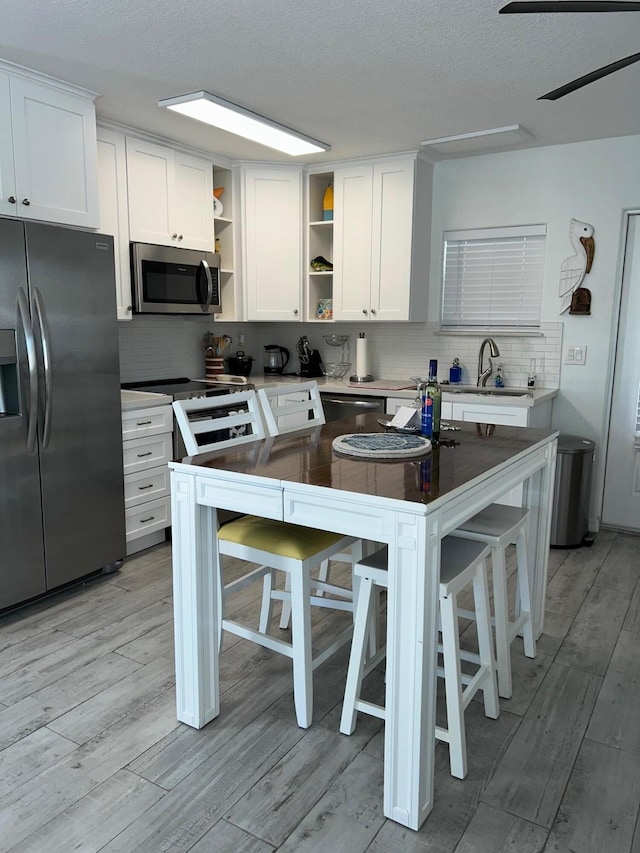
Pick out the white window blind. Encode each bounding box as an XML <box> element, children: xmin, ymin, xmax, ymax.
<box><xmin>636</xmin><ymin>381</ymin><xmax>640</xmax><ymax>437</ymax></box>
<box><xmin>442</xmin><ymin>225</ymin><xmax>546</xmax><ymax>330</ymax></box>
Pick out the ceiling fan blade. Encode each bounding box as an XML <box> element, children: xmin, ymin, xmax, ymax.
<box><xmin>538</xmin><ymin>50</ymin><xmax>640</xmax><ymax>98</ymax></box>
<box><xmin>500</xmin><ymin>2</ymin><xmax>640</xmax><ymax>12</ymax></box>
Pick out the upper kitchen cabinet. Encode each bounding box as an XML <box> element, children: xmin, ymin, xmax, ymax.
<box><xmin>328</xmin><ymin>154</ymin><xmax>431</xmax><ymax>323</ymax></box>
<box><xmin>96</xmin><ymin>127</ymin><xmax>132</xmax><ymax>321</ymax></box>
<box><xmin>0</xmin><ymin>65</ymin><xmax>99</xmax><ymax>228</ymax></box>
<box><xmin>126</xmin><ymin>137</ymin><xmax>213</xmax><ymax>252</ymax></box>
<box><xmin>241</xmin><ymin>165</ymin><xmax>303</xmax><ymax>321</ymax></box>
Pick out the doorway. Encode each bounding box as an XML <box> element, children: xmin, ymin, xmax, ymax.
<box><xmin>602</xmin><ymin>212</ymin><xmax>640</xmax><ymax>532</ymax></box>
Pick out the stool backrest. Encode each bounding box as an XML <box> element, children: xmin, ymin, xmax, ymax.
<box><xmin>173</xmin><ymin>389</ymin><xmax>265</xmax><ymax>457</ymax></box>
<box><xmin>257</xmin><ymin>381</ymin><xmax>326</xmax><ymax>436</ymax></box>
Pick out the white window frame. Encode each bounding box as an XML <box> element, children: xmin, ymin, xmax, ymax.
<box><xmin>441</xmin><ymin>224</ymin><xmax>547</xmax><ymax>333</ymax></box>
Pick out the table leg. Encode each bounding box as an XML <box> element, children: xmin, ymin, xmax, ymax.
<box><xmin>384</xmin><ymin>510</ymin><xmax>440</xmax><ymax>830</ymax></box>
<box><xmin>524</xmin><ymin>440</ymin><xmax>558</xmax><ymax>638</ymax></box>
<box><xmin>170</xmin><ymin>470</ymin><xmax>220</xmax><ymax>728</ymax></box>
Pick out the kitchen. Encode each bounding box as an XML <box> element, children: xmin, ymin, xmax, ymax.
<box><xmin>1</xmin><ymin>1</ymin><xmax>640</xmax><ymax>850</ymax></box>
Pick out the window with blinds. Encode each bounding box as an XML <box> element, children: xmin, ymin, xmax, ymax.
<box><xmin>442</xmin><ymin>225</ymin><xmax>547</xmax><ymax>331</ymax></box>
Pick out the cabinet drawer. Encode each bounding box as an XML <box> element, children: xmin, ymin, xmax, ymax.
<box><xmin>126</xmin><ymin>496</ymin><xmax>171</xmax><ymax>541</ymax></box>
<box><xmin>451</xmin><ymin>403</ymin><xmax>528</xmax><ymax>427</ymax></box>
<box><xmin>124</xmin><ymin>465</ymin><xmax>170</xmax><ymax>509</ymax></box>
<box><xmin>122</xmin><ymin>405</ymin><xmax>173</xmax><ymax>440</ymax></box>
<box><xmin>123</xmin><ymin>433</ymin><xmax>173</xmax><ymax>475</ymax></box>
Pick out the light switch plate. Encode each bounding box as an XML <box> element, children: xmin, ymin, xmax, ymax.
<box><xmin>564</xmin><ymin>344</ymin><xmax>587</xmax><ymax>365</ymax></box>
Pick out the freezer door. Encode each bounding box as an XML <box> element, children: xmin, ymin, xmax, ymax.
<box><xmin>25</xmin><ymin>223</ymin><xmax>126</xmax><ymax>588</ymax></box>
<box><xmin>0</xmin><ymin>219</ymin><xmax>47</xmax><ymax>609</ymax></box>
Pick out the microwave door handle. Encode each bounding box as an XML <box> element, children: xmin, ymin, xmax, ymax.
<box><xmin>32</xmin><ymin>287</ymin><xmax>53</xmax><ymax>449</ymax></box>
<box><xmin>199</xmin><ymin>258</ymin><xmax>213</xmax><ymax>313</ymax></box>
<box><xmin>16</xmin><ymin>288</ymin><xmax>39</xmax><ymax>453</ymax></box>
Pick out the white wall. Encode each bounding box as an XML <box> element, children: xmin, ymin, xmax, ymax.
<box><xmin>430</xmin><ymin>133</ymin><xmax>640</xmax><ymax>527</ymax></box>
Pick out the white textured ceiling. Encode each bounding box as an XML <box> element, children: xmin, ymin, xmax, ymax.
<box><xmin>1</xmin><ymin>0</ymin><xmax>639</xmax><ymax>163</ymax></box>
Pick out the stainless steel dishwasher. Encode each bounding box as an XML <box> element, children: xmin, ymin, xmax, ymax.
<box><xmin>320</xmin><ymin>392</ymin><xmax>385</xmax><ymax>422</ymax></box>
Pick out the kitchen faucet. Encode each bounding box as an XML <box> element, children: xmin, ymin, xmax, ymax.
<box><xmin>477</xmin><ymin>337</ymin><xmax>500</xmax><ymax>386</ymax></box>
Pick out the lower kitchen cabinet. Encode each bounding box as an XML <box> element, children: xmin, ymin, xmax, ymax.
<box><xmin>121</xmin><ymin>402</ymin><xmax>173</xmax><ymax>555</ymax></box>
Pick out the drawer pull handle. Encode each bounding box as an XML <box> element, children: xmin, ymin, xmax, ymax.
<box><xmin>136</xmin><ymin>420</ymin><xmax>152</xmax><ymax>425</ymax></box>
<box><xmin>140</xmin><ymin>515</ymin><xmax>155</xmax><ymax>523</ymax></box>
<box><xmin>137</xmin><ymin>451</ymin><xmax>153</xmax><ymax>458</ymax></box>
<box><xmin>138</xmin><ymin>483</ymin><xmax>154</xmax><ymax>490</ymax></box>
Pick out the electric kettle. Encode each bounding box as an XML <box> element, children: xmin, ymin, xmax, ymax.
<box><xmin>263</xmin><ymin>345</ymin><xmax>290</xmax><ymax>375</ymax></box>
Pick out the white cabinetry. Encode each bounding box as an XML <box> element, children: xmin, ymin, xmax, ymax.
<box><xmin>330</xmin><ymin>155</ymin><xmax>431</xmax><ymax>322</ymax></box>
<box><xmin>0</xmin><ymin>66</ymin><xmax>99</xmax><ymax>227</ymax></box>
<box><xmin>213</xmin><ymin>164</ymin><xmax>241</xmax><ymax>321</ymax></box>
<box><xmin>126</xmin><ymin>137</ymin><xmax>213</xmax><ymax>251</ymax></box>
<box><xmin>97</xmin><ymin>127</ymin><xmax>132</xmax><ymax>321</ymax></box>
<box><xmin>122</xmin><ymin>403</ymin><xmax>173</xmax><ymax>555</ymax></box>
<box><xmin>242</xmin><ymin>165</ymin><xmax>303</xmax><ymax>321</ymax></box>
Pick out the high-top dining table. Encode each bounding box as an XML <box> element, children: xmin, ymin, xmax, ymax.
<box><xmin>169</xmin><ymin>413</ymin><xmax>558</xmax><ymax>831</ymax></box>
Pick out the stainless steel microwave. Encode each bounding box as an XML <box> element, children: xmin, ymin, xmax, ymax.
<box><xmin>131</xmin><ymin>243</ymin><xmax>221</xmax><ymax>315</ymax></box>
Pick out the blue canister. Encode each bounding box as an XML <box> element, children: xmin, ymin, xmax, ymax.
<box><xmin>449</xmin><ymin>358</ymin><xmax>462</xmax><ymax>384</ymax></box>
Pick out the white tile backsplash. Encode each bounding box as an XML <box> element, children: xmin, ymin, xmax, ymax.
<box><xmin>119</xmin><ymin>316</ymin><xmax>562</xmax><ymax>390</ymax></box>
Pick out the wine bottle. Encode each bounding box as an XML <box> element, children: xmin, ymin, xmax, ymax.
<box><xmin>421</xmin><ymin>359</ymin><xmax>441</xmax><ymax>441</ymax></box>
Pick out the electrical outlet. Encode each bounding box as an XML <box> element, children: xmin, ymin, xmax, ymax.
<box><xmin>564</xmin><ymin>344</ymin><xmax>587</xmax><ymax>365</ymax></box>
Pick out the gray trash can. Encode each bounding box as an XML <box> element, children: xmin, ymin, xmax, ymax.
<box><xmin>550</xmin><ymin>435</ymin><xmax>595</xmax><ymax>548</ymax></box>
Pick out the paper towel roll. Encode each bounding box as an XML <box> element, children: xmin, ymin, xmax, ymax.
<box><xmin>356</xmin><ymin>335</ymin><xmax>368</xmax><ymax>378</ymax></box>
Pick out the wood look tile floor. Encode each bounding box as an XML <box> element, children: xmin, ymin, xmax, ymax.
<box><xmin>1</xmin><ymin>530</ymin><xmax>640</xmax><ymax>852</ymax></box>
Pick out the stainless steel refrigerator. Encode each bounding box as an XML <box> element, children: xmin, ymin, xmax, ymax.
<box><xmin>0</xmin><ymin>218</ymin><xmax>126</xmax><ymax>611</ymax></box>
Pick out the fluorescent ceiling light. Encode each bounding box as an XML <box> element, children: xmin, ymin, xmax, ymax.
<box><xmin>421</xmin><ymin>124</ymin><xmax>533</xmax><ymax>155</ymax></box>
<box><xmin>159</xmin><ymin>91</ymin><xmax>330</xmax><ymax>157</ymax></box>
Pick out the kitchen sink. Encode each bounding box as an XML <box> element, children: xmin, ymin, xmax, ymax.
<box><xmin>443</xmin><ymin>386</ymin><xmax>530</xmax><ymax>398</ymax></box>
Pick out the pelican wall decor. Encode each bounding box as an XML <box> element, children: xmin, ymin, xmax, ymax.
<box><xmin>559</xmin><ymin>218</ymin><xmax>595</xmax><ymax>315</ymax></box>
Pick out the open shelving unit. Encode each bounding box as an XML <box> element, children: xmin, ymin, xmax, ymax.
<box><xmin>212</xmin><ymin>164</ymin><xmax>238</xmax><ymax>321</ymax></box>
<box><xmin>306</xmin><ymin>170</ymin><xmax>335</xmax><ymax>323</ymax></box>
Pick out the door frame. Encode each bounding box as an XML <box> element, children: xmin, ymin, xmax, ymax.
<box><xmin>600</xmin><ymin>207</ymin><xmax>640</xmax><ymax>530</ymax></box>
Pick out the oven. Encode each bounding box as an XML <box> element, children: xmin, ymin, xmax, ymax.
<box><xmin>121</xmin><ymin>377</ymin><xmax>254</xmax><ymax>460</ymax></box>
<box><xmin>121</xmin><ymin>377</ymin><xmax>254</xmax><ymax>526</ymax></box>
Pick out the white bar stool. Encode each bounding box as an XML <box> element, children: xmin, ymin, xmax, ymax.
<box><xmin>340</xmin><ymin>537</ymin><xmax>499</xmax><ymax>780</ymax></box>
<box><xmin>451</xmin><ymin>504</ymin><xmax>536</xmax><ymax>699</ymax></box>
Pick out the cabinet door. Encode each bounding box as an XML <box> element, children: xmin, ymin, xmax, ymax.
<box><xmin>332</xmin><ymin>165</ymin><xmax>373</xmax><ymax>321</ymax></box>
<box><xmin>371</xmin><ymin>159</ymin><xmax>414</xmax><ymax>321</ymax></box>
<box><xmin>0</xmin><ymin>72</ymin><xmax>16</xmax><ymax>217</ymax></box>
<box><xmin>243</xmin><ymin>167</ymin><xmax>302</xmax><ymax>321</ymax></box>
<box><xmin>126</xmin><ymin>137</ymin><xmax>174</xmax><ymax>245</ymax></box>
<box><xmin>172</xmin><ymin>151</ymin><xmax>214</xmax><ymax>252</ymax></box>
<box><xmin>10</xmin><ymin>77</ymin><xmax>99</xmax><ymax>227</ymax></box>
<box><xmin>97</xmin><ymin>128</ymin><xmax>132</xmax><ymax>321</ymax></box>
<box><xmin>451</xmin><ymin>402</ymin><xmax>529</xmax><ymax>427</ymax></box>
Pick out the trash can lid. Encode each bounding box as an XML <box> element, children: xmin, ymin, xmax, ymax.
<box><xmin>557</xmin><ymin>435</ymin><xmax>595</xmax><ymax>454</ymax></box>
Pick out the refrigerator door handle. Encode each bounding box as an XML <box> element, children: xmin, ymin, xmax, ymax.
<box><xmin>33</xmin><ymin>287</ymin><xmax>53</xmax><ymax>449</ymax></box>
<box><xmin>16</xmin><ymin>288</ymin><xmax>39</xmax><ymax>453</ymax></box>
<box><xmin>199</xmin><ymin>258</ymin><xmax>213</xmax><ymax>313</ymax></box>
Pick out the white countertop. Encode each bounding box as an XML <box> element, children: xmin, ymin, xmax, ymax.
<box><xmin>250</xmin><ymin>375</ymin><xmax>557</xmax><ymax>408</ymax></box>
<box><xmin>121</xmin><ymin>389</ymin><xmax>172</xmax><ymax>411</ymax></box>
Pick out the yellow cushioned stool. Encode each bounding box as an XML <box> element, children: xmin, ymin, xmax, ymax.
<box><xmin>218</xmin><ymin>515</ymin><xmax>360</xmax><ymax>730</ymax></box>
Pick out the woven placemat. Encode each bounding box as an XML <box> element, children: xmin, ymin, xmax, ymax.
<box><xmin>332</xmin><ymin>432</ymin><xmax>432</xmax><ymax>459</ymax></box>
